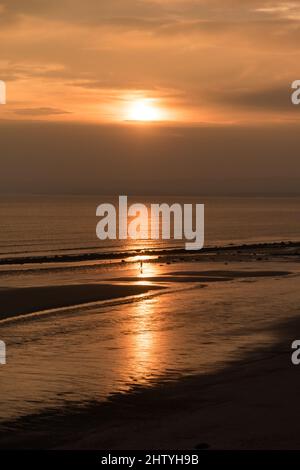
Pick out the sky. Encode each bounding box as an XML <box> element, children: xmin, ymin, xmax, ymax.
<box><xmin>0</xmin><ymin>0</ymin><xmax>300</xmax><ymax>194</ymax></box>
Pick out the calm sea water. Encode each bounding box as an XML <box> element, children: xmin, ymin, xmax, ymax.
<box><xmin>0</xmin><ymin>196</ymin><xmax>300</xmax><ymax>261</ymax></box>
<box><xmin>0</xmin><ymin>196</ymin><xmax>300</xmax><ymax>424</ymax></box>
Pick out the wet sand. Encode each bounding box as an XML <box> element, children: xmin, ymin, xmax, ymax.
<box><xmin>0</xmin><ymin>242</ymin><xmax>299</xmax><ymax>449</ymax></box>
<box><xmin>0</xmin><ymin>269</ymin><xmax>290</xmax><ymax>321</ymax></box>
<box><xmin>70</xmin><ymin>315</ymin><xmax>300</xmax><ymax>450</ymax></box>
<box><xmin>0</xmin><ymin>284</ymin><xmax>164</xmax><ymax>321</ymax></box>
<box><xmin>63</xmin><ymin>316</ymin><xmax>300</xmax><ymax>450</ymax></box>
<box><xmin>0</xmin><ymin>314</ymin><xmax>299</xmax><ymax>450</ymax></box>
<box><xmin>114</xmin><ymin>270</ymin><xmax>290</xmax><ymax>283</ymax></box>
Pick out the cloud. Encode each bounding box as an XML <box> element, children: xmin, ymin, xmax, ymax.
<box><xmin>13</xmin><ymin>107</ymin><xmax>71</xmax><ymax>116</ymax></box>
<box><xmin>0</xmin><ymin>0</ymin><xmax>299</xmax><ymax>28</ymax></box>
<box><xmin>0</xmin><ymin>0</ymin><xmax>164</xmax><ymax>26</ymax></box>
<box><xmin>254</xmin><ymin>2</ymin><xmax>300</xmax><ymax>19</ymax></box>
<box><xmin>0</xmin><ymin>62</ymin><xmax>69</xmax><ymax>82</ymax></box>
<box><xmin>1</xmin><ymin>0</ymin><xmax>300</xmax><ymax>124</ymax></box>
<box><xmin>216</xmin><ymin>85</ymin><xmax>295</xmax><ymax>112</ymax></box>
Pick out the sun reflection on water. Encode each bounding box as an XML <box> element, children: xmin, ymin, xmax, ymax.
<box><xmin>126</xmin><ymin>297</ymin><xmax>163</xmax><ymax>384</ymax></box>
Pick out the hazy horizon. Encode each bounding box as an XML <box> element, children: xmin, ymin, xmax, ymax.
<box><xmin>1</xmin><ymin>120</ymin><xmax>300</xmax><ymax>195</ymax></box>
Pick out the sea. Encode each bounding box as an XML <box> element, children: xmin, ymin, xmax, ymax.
<box><xmin>0</xmin><ymin>195</ymin><xmax>300</xmax><ymax>425</ymax></box>
<box><xmin>0</xmin><ymin>195</ymin><xmax>300</xmax><ymax>262</ymax></box>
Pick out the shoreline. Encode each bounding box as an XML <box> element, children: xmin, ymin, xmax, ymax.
<box><xmin>0</xmin><ymin>268</ymin><xmax>291</xmax><ymax>322</ymax></box>
<box><xmin>0</xmin><ymin>314</ymin><xmax>299</xmax><ymax>449</ymax></box>
<box><xmin>0</xmin><ymin>240</ymin><xmax>300</xmax><ymax>267</ymax></box>
<box><xmin>0</xmin><ymin>284</ymin><xmax>165</xmax><ymax>322</ymax></box>
<box><xmin>0</xmin><ymin>241</ymin><xmax>299</xmax><ymax>449</ymax></box>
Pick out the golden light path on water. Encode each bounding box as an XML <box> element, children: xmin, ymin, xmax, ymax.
<box><xmin>0</xmin><ymin>261</ymin><xmax>298</xmax><ymax>422</ymax></box>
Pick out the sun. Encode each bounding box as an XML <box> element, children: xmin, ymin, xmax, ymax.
<box><xmin>126</xmin><ymin>99</ymin><xmax>162</xmax><ymax>122</ymax></box>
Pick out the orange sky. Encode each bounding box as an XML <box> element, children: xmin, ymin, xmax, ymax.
<box><xmin>0</xmin><ymin>0</ymin><xmax>300</xmax><ymax>124</ymax></box>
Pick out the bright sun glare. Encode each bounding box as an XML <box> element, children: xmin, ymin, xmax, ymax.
<box><xmin>126</xmin><ymin>99</ymin><xmax>162</xmax><ymax>122</ymax></box>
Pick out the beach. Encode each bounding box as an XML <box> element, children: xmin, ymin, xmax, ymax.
<box><xmin>0</xmin><ymin>241</ymin><xmax>300</xmax><ymax>449</ymax></box>
<box><xmin>61</xmin><ymin>314</ymin><xmax>300</xmax><ymax>450</ymax></box>
<box><xmin>0</xmin><ymin>284</ymin><xmax>164</xmax><ymax>322</ymax></box>
<box><xmin>5</xmin><ymin>316</ymin><xmax>296</xmax><ymax>450</ymax></box>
